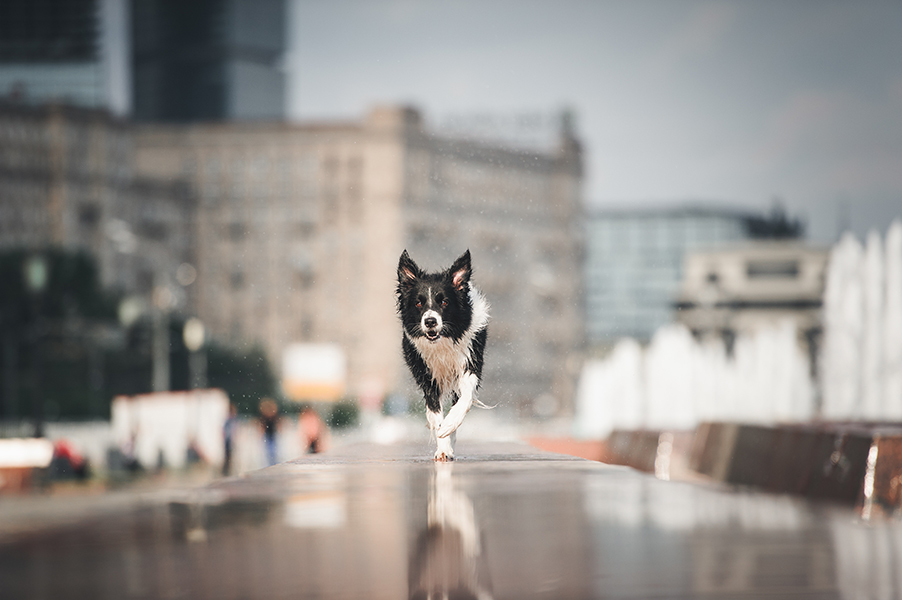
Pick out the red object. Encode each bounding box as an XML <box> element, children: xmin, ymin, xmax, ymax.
<box><xmin>526</xmin><ymin>437</ymin><xmax>607</xmax><ymax>462</ymax></box>
<box><xmin>53</xmin><ymin>439</ymin><xmax>85</xmax><ymax>470</ymax></box>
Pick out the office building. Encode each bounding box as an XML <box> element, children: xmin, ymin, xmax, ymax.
<box><xmin>131</xmin><ymin>0</ymin><xmax>286</xmax><ymax>122</ymax></box>
<box><xmin>585</xmin><ymin>205</ymin><xmax>759</xmax><ymax>345</ymax></box>
<box><xmin>0</xmin><ymin>0</ymin><xmax>130</xmax><ymax>115</ymax></box>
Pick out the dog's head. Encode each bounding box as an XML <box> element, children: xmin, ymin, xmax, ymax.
<box><xmin>397</xmin><ymin>250</ymin><xmax>473</xmax><ymax>343</ymax></box>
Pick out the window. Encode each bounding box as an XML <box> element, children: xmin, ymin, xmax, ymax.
<box><xmin>227</xmin><ymin>223</ymin><xmax>246</xmax><ymax>241</ymax></box>
<box><xmin>746</xmin><ymin>260</ymin><xmax>799</xmax><ymax>279</ymax></box>
<box><xmin>77</xmin><ymin>203</ymin><xmax>99</xmax><ymax>227</ymax></box>
<box><xmin>300</xmin><ymin>316</ymin><xmax>314</xmax><ymax>340</ymax></box>
<box><xmin>322</xmin><ymin>156</ymin><xmax>340</xmax><ymax>223</ymax></box>
<box><xmin>347</xmin><ymin>156</ymin><xmax>363</xmax><ymax>221</ymax></box>
<box><xmin>297</xmin><ymin>221</ymin><xmax>317</xmax><ymax>239</ymax></box>
<box><xmin>298</xmin><ymin>270</ymin><xmax>315</xmax><ymax>290</ymax></box>
<box><xmin>137</xmin><ymin>221</ymin><xmax>167</xmax><ymax>241</ymax></box>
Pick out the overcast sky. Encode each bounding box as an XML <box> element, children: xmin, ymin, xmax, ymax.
<box><xmin>286</xmin><ymin>0</ymin><xmax>902</xmax><ymax>242</ymax></box>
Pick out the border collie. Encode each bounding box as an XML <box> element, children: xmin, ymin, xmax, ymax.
<box><xmin>397</xmin><ymin>250</ymin><xmax>489</xmax><ymax>461</ymax></box>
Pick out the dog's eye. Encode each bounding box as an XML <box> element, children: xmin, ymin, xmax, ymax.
<box><xmin>441</xmin><ymin>299</ymin><xmax>448</xmax><ymax>308</ymax></box>
<box><xmin>416</xmin><ymin>301</ymin><xmax>423</xmax><ymax>308</ymax></box>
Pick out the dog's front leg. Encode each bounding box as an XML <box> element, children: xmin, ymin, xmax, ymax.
<box><xmin>437</xmin><ymin>372</ymin><xmax>477</xmax><ymax>439</ymax></box>
<box><xmin>427</xmin><ymin>408</ymin><xmax>454</xmax><ymax>461</ymax></box>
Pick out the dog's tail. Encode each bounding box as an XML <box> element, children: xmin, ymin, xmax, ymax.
<box><xmin>473</xmin><ymin>398</ymin><xmax>497</xmax><ymax>410</ymax></box>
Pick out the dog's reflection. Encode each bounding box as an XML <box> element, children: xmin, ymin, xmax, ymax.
<box><xmin>409</xmin><ymin>462</ymin><xmax>493</xmax><ymax>600</ymax></box>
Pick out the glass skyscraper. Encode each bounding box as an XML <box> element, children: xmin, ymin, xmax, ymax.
<box><xmin>585</xmin><ymin>205</ymin><xmax>755</xmax><ymax>344</ymax></box>
<box><xmin>131</xmin><ymin>0</ymin><xmax>286</xmax><ymax>122</ymax></box>
<box><xmin>0</xmin><ymin>0</ymin><xmax>130</xmax><ymax>115</ymax></box>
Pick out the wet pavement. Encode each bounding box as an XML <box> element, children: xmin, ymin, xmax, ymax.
<box><xmin>1</xmin><ymin>441</ymin><xmax>901</xmax><ymax>599</ymax></box>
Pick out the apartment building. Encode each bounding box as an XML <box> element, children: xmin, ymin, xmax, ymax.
<box><xmin>0</xmin><ymin>102</ymin><xmax>195</xmax><ymax>306</ymax></box>
<box><xmin>134</xmin><ymin>106</ymin><xmax>584</xmax><ymax>417</ymax></box>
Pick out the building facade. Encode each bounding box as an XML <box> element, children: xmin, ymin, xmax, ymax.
<box><xmin>134</xmin><ymin>106</ymin><xmax>584</xmax><ymax>417</ymax></box>
<box><xmin>0</xmin><ymin>102</ymin><xmax>195</xmax><ymax>306</ymax></box>
<box><xmin>676</xmin><ymin>242</ymin><xmax>829</xmax><ymax>353</ymax></box>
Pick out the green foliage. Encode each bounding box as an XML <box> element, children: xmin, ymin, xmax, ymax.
<box><xmin>206</xmin><ymin>343</ymin><xmax>278</xmax><ymax>415</ymax></box>
<box><xmin>0</xmin><ymin>248</ymin><xmax>120</xmax><ymax>422</ymax></box>
<box><xmin>327</xmin><ymin>399</ymin><xmax>360</xmax><ymax>429</ymax></box>
<box><xmin>0</xmin><ymin>248</ymin><xmax>118</xmax><ymax>327</ymax></box>
<box><xmin>0</xmin><ymin>247</ymin><xmax>279</xmax><ymax>422</ymax></box>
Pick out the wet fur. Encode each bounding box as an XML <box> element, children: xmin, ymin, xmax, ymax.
<box><xmin>397</xmin><ymin>250</ymin><xmax>489</xmax><ymax>461</ymax></box>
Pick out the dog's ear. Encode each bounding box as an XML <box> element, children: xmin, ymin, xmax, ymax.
<box><xmin>449</xmin><ymin>250</ymin><xmax>471</xmax><ymax>290</ymax></box>
<box><xmin>398</xmin><ymin>250</ymin><xmax>421</xmax><ymax>285</ymax></box>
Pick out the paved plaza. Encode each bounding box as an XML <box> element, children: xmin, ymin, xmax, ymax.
<box><xmin>1</xmin><ymin>441</ymin><xmax>899</xmax><ymax>599</ymax></box>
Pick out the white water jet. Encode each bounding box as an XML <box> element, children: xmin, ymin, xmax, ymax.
<box><xmin>883</xmin><ymin>221</ymin><xmax>902</xmax><ymax>419</ymax></box>
<box><xmin>862</xmin><ymin>230</ymin><xmax>885</xmax><ymax>418</ymax></box>
<box><xmin>821</xmin><ymin>221</ymin><xmax>902</xmax><ymax>421</ymax></box>
<box><xmin>576</xmin><ymin>220</ymin><xmax>902</xmax><ymax>436</ymax></box>
<box><xmin>820</xmin><ymin>233</ymin><xmax>865</xmax><ymax>419</ymax></box>
<box><xmin>575</xmin><ymin>321</ymin><xmax>813</xmax><ymax>437</ymax></box>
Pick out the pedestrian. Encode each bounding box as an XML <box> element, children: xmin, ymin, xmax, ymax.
<box><xmin>258</xmin><ymin>398</ymin><xmax>280</xmax><ymax>466</ymax></box>
<box><xmin>222</xmin><ymin>403</ymin><xmax>238</xmax><ymax>476</ymax></box>
<box><xmin>298</xmin><ymin>405</ymin><xmax>328</xmax><ymax>454</ymax></box>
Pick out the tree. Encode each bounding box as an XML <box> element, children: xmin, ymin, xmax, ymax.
<box><xmin>0</xmin><ymin>247</ymin><xmax>281</xmax><ymax>422</ymax></box>
<box><xmin>206</xmin><ymin>343</ymin><xmax>278</xmax><ymax>415</ymax></box>
<box><xmin>0</xmin><ymin>248</ymin><xmax>119</xmax><ymax>423</ymax></box>
<box><xmin>746</xmin><ymin>199</ymin><xmax>805</xmax><ymax>239</ymax></box>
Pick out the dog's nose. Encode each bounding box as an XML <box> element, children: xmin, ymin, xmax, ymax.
<box><xmin>424</xmin><ymin>317</ymin><xmax>437</xmax><ymax>329</ymax></box>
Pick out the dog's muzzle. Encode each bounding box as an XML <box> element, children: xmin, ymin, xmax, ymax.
<box><xmin>422</xmin><ymin>311</ymin><xmax>441</xmax><ymax>341</ymax></box>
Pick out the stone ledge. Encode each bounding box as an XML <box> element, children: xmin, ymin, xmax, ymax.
<box><xmin>692</xmin><ymin>421</ymin><xmax>902</xmax><ymax>513</ymax></box>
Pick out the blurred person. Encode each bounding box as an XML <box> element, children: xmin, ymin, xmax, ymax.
<box><xmin>258</xmin><ymin>398</ymin><xmax>280</xmax><ymax>466</ymax></box>
<box><xmin>50</xmin><ymin>439</ymin><xmax>90</xmax><ymax>481</ymax></box>
<box><xmin>122</xmin><ymin>431</ymin><xmax>142</xmax><ymax>473</ymax></box>
<box><xmin>186</xmin><ymin>437</ymin><xmax>208</xmax><ymax>466</ymax></box>
<box><xmin>298</xmin><ymin>405</ymin><xmax>328</xmax><ymax>454</ymax></box>
<box><xmin>222</xmin><ymin>403</ymin><xmax>238</xmax><ymax>475</ymax></box>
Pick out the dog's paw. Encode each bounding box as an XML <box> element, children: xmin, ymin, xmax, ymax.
<box><xmin>434</xmin><ymin>449</ymin><xmax>454</xmax><ymax>462</ymax></box>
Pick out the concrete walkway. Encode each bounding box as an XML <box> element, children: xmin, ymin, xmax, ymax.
<box><xmin>1</xmin><ymin>441</ymin><xmax>899</xmax><ymax>599</ymax></box>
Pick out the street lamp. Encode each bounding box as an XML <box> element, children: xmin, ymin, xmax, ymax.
<box><xmin>23</xmin><ymin>255</ymin><xmax>48</xmax><ymax>438</ymax></box>
<box><xmin>183</xmin><ymin>317</ymin><xmax>207</xmax><ymax>389</ymax></box>
<box><xmin>152</xmin><ymin>279</ymin><xmax>174</xmax><ymax>393</ymax></box>
<box><xmin>23</xmin><ymin>256</ymin><xmax>48</xmax><ymax>293</ymax></box>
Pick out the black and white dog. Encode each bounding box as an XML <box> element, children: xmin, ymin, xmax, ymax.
<box><xmin>397</xmin><ymin>250</ymin><xmax>489</xmax><ymax>461</ymax></box>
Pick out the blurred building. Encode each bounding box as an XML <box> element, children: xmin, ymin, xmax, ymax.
<box><xmin>586</xmin><ymin>205</ymin><xmax>752</xmax><ymax>345</ymax></box>
<box><xmin>0</xmin><ymin>101</ymin><xmax>195</xmax><ymax>305</ymax></box>
<box><xmin>0</xmin><ymin>0</ymin><xmax>130</xmax><ymax>115</ymax></box>
<box><xmin>676</xmin><ymin>241</ymin><xmax>829</xmax><ymax>357</ymax></box>
<box><xmin>133</xmin><ymin>105</ymin><xmax>584</xmax><ymax>417</ymax></box>
<box><xmin>585</xmin><ymin>204</ymin><xmax>804</xmax><ymax>346</ymax></box>
<box><xmin>131</xmin><ymin>0</ymin><xmax>287</xmax><ymax>122</ymax></box>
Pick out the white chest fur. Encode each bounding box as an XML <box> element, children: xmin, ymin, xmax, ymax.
<box><xmin>408</xmin><ymin>287</ymin><xmax>489</xmax><ymax>396</ymax></box>
<box><xmin>411</xmin><ymin>335</ymin><xmax>470</xmax><ymax>393</ymax></box>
